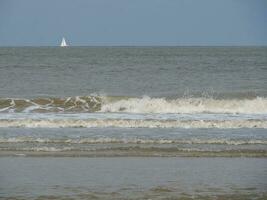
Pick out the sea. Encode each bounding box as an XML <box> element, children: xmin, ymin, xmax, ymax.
<box><xmin>0</xmin><ymin>47</ymin><xmax>266</xmax><ymax>199</ymax></box>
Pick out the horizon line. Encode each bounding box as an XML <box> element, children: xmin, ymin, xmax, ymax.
<box><xmin>1</xmin><ymin>44</ymin><xmax>267</xmax><ymax>48</ymax></box>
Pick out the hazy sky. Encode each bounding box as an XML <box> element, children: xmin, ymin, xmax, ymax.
<box><xmin>0</xmin><ymin>0</ymin><xmax>266</xmax><ymax>46</ymax></box>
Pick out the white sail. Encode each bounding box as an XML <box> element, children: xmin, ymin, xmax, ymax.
<box><xmin>60</xmin><ymin>37</ymin><xmax>68</xmax><ymax>47</ymax></box>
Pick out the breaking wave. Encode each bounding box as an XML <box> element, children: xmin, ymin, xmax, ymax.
<box><xmin>0</xmin><ymin>96</ymin><xmax>101</xmax><ymax>113</ymax></box>
<box><xmin>0</xmin><ymin>95</ymin><xmax>267</xmax><ymax>114</ymax></box>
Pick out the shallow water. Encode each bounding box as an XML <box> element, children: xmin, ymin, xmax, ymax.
<box><xmin>0</xmin><ymin>128</ymin><xmax>266</xmax><ymax>157</ymax></box>
<box><xmin>0</xmin><ymin>157</ymin><xmax>266</xmax><ymax>200</ymax></box>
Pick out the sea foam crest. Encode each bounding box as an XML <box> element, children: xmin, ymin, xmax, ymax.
<box><xmin>101</xmin><ymin>96</ymin><xmax>267</xmax><ymax>114</ymax></box>
<box><xmin>0</xmin><ymin>96</ymin><xmax>267</xmax><ymax>114</ymax></box>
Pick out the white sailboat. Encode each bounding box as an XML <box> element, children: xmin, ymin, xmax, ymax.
<box><xmin>60</xmin><ymin>37</ymin><xmax>68</xmax><ymax>47</ymax></box>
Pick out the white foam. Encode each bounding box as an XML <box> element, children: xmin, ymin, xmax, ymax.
<box><xmin>1</xmin><ymin>137</ymin><xmax>266</xmax><ymax>145</ymax></box>
<box><xmin>101</xmin><ymin>96</ymin><xmax>267</xmax><ymax>114</ymax></box>
<box><xmin>1</xmin><ymin>96</ymin><xmax>267</xmax><ymax>114</ymax></box>
<box><xmin>0</xmin><ymin>119</ymin><xmax>266</xmax><ymax>128</ymax></box>
<box><xmin>21</xmin><ymin>147</ymin><xmax>72</xmax><ymax>152</ymax></box>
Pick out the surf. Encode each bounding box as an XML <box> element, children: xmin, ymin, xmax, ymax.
<box><xmin>0</xmin><ymin>95</ymin><xmax>267</xmax><ymax>114</ymax></box>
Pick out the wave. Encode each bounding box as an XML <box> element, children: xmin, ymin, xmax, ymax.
<box><xmin>1</xmin><ymin>146</ymin><xmax>266</xmax><ymax>157</ymax></box>
<box><xmin>100</xmin><ymin>96</ymin><xmax>267</xmax><ymax>114</ymax></box>
<box><xmin>0</xmin><ymin>96</ymin><xmax>267</xmax><ymax>114</ymax></box>
<box><xmin>0</xmin><ymin>119</ymin><xmax>266</xmax><ymax>128</ymax></box>
<box><xmin>0</xmin><ymin>96</ymin><xmax>102</xmax><ymax>113</ymax></box>
<box><xmin>1</xmin><ymin>137</ymin><xmax>266</xmax><ymax>145</ymax></box>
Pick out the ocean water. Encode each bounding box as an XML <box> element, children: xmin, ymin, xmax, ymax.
<box><xmin>0</xmin><ymin>47</ymin><xmax>266</xmax><ymax>199</ymax></box>
<box><xmin>1</xmin><ymin>157</ymin><xmax>266</xmax><ymax>200</ymax></box>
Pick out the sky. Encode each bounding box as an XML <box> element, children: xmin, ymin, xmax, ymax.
<box><xmin>0</xmin><ymin>0</ymin><xmax>266</xmax><ymax>46</ymax></box>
